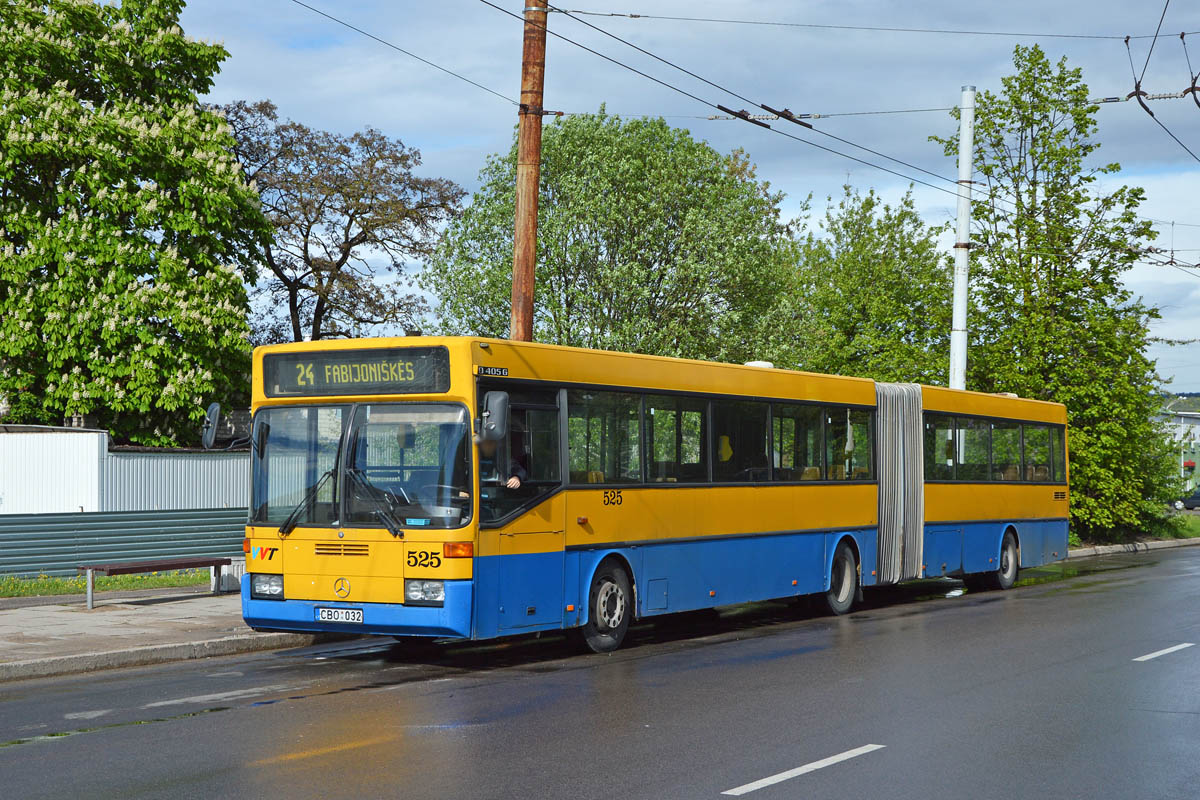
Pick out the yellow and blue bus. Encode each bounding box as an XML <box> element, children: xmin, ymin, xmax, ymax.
<box><xmin>236</xmin><ymin>337</ymin><xmax>1069</xmax><ymax>652</ymax></box>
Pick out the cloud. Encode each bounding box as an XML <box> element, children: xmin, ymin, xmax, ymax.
<box><xmin>181</xmin><ymin>0</ymin><xmax>1200</xmax><ymax>386</ymax></box>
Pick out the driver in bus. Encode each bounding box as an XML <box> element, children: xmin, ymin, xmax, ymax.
<box><xmin>478</xmin><ymin>435</ymin><xmax>526</xmax><ymax>489</ymax></box>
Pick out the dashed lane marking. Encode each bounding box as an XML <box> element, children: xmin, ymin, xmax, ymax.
<box><xmin>1133</xmin><ymin>643</ymin><xmax>1195</xmax><ymax>662</ymax></box>
<box><xmin>721</xmin><ymin>744</ymin><xmax>887</xmax><ymax>796</ymax></box>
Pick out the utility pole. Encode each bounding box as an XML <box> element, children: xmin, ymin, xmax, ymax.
<box><xmin>948</xmin><ymin>85</ymin><xmax>976</xmax><ymax>390</ymax></box>
<box><xmin>509</xmin><ymin>0</ymin><xmax>549</xmax><ymax>342</ymax></box>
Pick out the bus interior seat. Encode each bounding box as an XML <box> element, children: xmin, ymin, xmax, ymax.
<box><xmin>827</xmin><ymin>465</ymin><xmax>846</xmax><ymax>480</ymax></box>
<box><xmin>801</xmin><ymin>466</ymin><xmax>821</xmax><ymax>481</ymax></box>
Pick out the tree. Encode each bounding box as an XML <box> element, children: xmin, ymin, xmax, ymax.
<box><xmin>759</xmin><ymin>186</ymin><xmax>951</xmax><ymax>382</ymax></box>
<box><xmin>222</xmin><ymin>100</ymin><xmax>464</xmax><ymax>343</ymax></box>
<box><xmin>0</xmin><ymin>0</ymin><xmax>268</xmax><ymax>445</ymax></box>
<box><xmin>932</xmin><ymin>45</ymin><xmax>1180</xmax><ymax>539</ymax></box>
<box><xmin>423</xmin><ymin>112</ymin><xmax>794</xmax><ymax>363</ymax></box>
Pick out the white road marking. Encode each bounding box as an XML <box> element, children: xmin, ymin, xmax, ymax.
<box><xmin>141</xmin><ymin>684</ymin><xmax>295</xmax><ymax>709</ymax></box>
<box><xmin>1133</xmin><ymin>643</ymin><xmax>1195</xmax><ymax>662</ymax></box>
<box><xmin>64</xmin><ymin>709</ymin><xmax>111</xmax><ymax>720</ymax></box>
<box><xmin>722</xmin><ymin>744</ymin><xmax>887</xmax><ymax>796</ymax></box>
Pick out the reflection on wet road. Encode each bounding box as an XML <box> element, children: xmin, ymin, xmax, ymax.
<box><xmin>2</xmin><ymin>549</ymin><xmax>1199</xmax><ymax>799</ymax></box>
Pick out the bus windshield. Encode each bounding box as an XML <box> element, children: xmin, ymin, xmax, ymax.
<box><xmin>250</xmin><ymin>406</ymin><xmax>346</xmax><ymax>526</ymax></box>
<box><xmin>249</xmin><ymin>403</ymin><xmax>472</xmax><ymax>529</ymax></box>
<box><xmin>342</xmin><ymin>403</ymin><xmax>472</xmax><ymax>529</ymax></box>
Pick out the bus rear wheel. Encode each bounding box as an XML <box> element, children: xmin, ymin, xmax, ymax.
<box><xmin>821</xmin><ymin>540</ymin><xmax>858</xmax><ymax>615</ymax></box>
<box><xmin>966</xmin><ymin>530</ymin><xmax>1019</xmax><ymax>592</ymax></box>
<box><xmin>579</xmin><ymin>560</ymin><xmax>632</xmax><ymax>653</ymax></box>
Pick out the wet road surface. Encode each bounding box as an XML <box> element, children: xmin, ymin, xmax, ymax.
<box><xmin>2</xmin><ymin>548</ymin><xmax>1199</xmax><ymax>799</ymax></box>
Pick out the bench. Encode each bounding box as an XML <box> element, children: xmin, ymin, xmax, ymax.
<box><xmin>76</xmin><ymin>557</ymin><xmax>233</xmax><ymax>609</ymax></box>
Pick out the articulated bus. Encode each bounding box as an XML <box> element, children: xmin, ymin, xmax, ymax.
<box><xmin>238</xmin><ymin>337</ymin><xmax>1069</xmax><ymax>652</ymax></box>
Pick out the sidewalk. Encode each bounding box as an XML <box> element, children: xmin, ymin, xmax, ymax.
<box><xmin>0</xmin><ymin>587</ymin><xmax>337</xmax><ymax>683</ymax></box>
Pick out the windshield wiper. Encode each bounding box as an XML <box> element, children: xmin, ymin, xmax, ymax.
<box><xmin>277</xmin><ymin>468</ymin><xmax>335</xmax><ymax>537</ymax></box>
<box><xmin>345</xmin><ymin>468</ymin><xmax>406</xmax><ymax>539</ymax></box>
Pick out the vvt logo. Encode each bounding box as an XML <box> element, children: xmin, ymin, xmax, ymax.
<box><xmin>251</xmin><ymin>546</ymin><xmax>278</xmax><ymax>561</ymax></box>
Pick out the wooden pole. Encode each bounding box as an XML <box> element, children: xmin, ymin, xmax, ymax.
<box><xmin>510</xmin><ymin>0</ymin><xmax>548</xmax><ymax>342</ymax></box>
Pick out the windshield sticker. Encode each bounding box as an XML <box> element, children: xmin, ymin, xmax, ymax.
<box><xmin>405</xmin><ymin>518</ymin><xmax>431</xmax><ymax>526</ymax></box>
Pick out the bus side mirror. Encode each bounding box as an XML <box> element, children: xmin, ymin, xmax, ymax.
<box><xmin>201</xmin><ymin>402</ymin><xmax>221</xmax><ymax>450</ymax></box>
<box><xmin>480</xmin><ymin>391</ymin><xmax>509</xmax><ymax>442</ymax></box>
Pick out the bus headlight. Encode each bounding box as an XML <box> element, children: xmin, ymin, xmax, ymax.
<box><xmin>251</xmin><ymin>574</ymin><xmax>284</xmax><ymax>600</ymax></box>
<box><xmin>405</xmin><ymin>579</ymin><xmax>444</xmax><ymax>606</ymax></box>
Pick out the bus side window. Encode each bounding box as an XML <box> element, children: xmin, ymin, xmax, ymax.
<box><xmin>567</xmin><ymin>391</ymin><xmax>642</xmax><ymax>484</ymax></box>
<box><xmin>955</xmin><ymin>418</ymin><xmax>991</xmax><ymax>481</ymax></box>
<box><xmin>645</xmin><ymin>395</ymin><xmax>708</xmax><ymax>483</ymax></box>
<box><xmin>712</xmin><ymin>400</ymin><xmax>769</xmax><ymax>482</ymax></box>
<box><xmin>773</xmin><ymin>403</ymin><xmax>823</xmax><ymax>481</ymax></box>
<box><xmin>924</xmin><ymin>413</ymin><xmax>955</xmax><ymax>480</ymax></box>
<box><xmin>1023</xmin><ymin>424</ymin><xmax>1051</xmax><ymax>482</ymax></box>
<box><xmin>991</xmin><ymin>422</ymin><xmax>1022</xmax><ymax>481</ymax></box>
<box><xmin>824</xmin><ymin>407</ymin><xmax>871</xmax><ymax>480</ymax></box>
<box><xmin>1051</xmin><ymin>425</ymin><xmax>1067</xmax><ymax>483</ymax></box>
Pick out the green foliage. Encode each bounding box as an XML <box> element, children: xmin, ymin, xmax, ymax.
<box><xmin>424</xmin><ymin>111</ymin><xmax>793</xmax><ymax>363</ymax></box>
<box><xmin>932</xmin><ymin>45</ymin><xmax>1182</xmax><ymax>540</ymax></box>
<box><xmin>0</xmin><ymin>0</ymin><xmax>268</xmax><ymax>444</ymax></box>
<box><xmin>758</xmin><ymin>187</ymin><xmax>951</xmax><ymax>381</ymax></box>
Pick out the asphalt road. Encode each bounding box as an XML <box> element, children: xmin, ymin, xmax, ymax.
<box><xmin>3</xmin><ymin>548</ymin><xmax>1199</xmax><ymax>799</ymax></box>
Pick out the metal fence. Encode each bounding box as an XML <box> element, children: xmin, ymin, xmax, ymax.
<box><xmin>0</xmin><ymin>508</ymin><xmax>247</xmax><ymax>577</ymax></box>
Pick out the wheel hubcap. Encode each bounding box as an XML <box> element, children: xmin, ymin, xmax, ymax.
<box><xmin>596</xmin><ymin>580</ymin><xmax>625</xmax><ymax>630</ymax></box>
<box><xmin>1002</xmin><ymin>542</ymin><xmax>1015</xmax><ymax>578</ymax></box>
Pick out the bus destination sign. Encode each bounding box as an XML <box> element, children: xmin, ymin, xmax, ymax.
<box><xmin>263</xmin><ymin>346</ymin><xmax>451</xmax><ymax>397</ymax></box>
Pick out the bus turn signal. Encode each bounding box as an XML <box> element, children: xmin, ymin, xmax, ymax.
<box><xmin>444</xmin><ymin>542</ymin><xmax>473</xmax><ymax>558</ymax></box>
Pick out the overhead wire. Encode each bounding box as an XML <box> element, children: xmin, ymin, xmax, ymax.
<box><xmin>553</xmin><ymin>9</ymin><xmax>1200</xmax><ymax>41</ymax></box>
<box><xmin>285</xmin><ymin>0</ymin><xmax>1198</xmax><ymax>248</ymax></box>
<box><xmin>478</xmin><ymin>0</ymin><xmax>976</xmax><ymax>203</ymax></box>
<box><xmin>1139</xmin><ymin>0</ymin><xmax>1171</xmax><ymax>84</ymax></box>
<box><xmin>1124</xmin><ymin>4</ymin><xmax>1200</xmax><ymax>164</ymax></box>
<box><xmin>542</xmin><ymin>4</ymin><xmax>1049</xmax><ymax>220</ymax></box>
<box><xmin>284</xmin><ymin>0</ymin><xmax>517</xmax><ymax>106</ymax></box>
<box><xmin>550</xmin><ymin>3</ymin><xmax>978</xmax><ymax>195</ymax></box>
<box><xmin>1182</xmin><ymin>33</ymin><xmax>1200</xmax><ymax>110</ymax></box>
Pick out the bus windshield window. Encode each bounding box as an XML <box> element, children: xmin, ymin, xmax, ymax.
<box><xmin>342</xmin><ymin>404</ymin><xmax>472</xmax><ymax>530</ymax></box>
<box><xmin>250</xmin><ymin>406</ymin><xmax>346</xmax><ymax>525</ymax></box>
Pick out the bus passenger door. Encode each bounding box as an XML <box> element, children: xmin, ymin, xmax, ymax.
<box><xmin>491</xmin><ymin>400</ymin><xmax>566</xmax><ymax>631</ymax></box>
<box><xmin>497</xmin><ymin>507</ymin><xmax>565</xmax><ymax>630</ymax></box>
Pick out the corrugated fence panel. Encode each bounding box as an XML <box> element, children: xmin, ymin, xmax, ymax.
<box><xmin>0</xmin><ymin>432</ymin><xmax>103</xmax><ymax>514</ymax></box>
<box><xmin>101</xmin><ymin>452</ymin><xmax>249</xmax><ymax>511</ymax></box>
<box><xmin>0</xmin><ymin>508</ymin><xmax>248</xmax><ymax>577</ymax></box>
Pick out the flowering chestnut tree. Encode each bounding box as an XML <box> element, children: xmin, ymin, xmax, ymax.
<box><xmin>0</xmin><ymin>0</ymin><xmax>268</xmax><ymax>444</ymax></box>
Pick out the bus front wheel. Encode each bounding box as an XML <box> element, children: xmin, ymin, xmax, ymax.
<box><xmin>579</xmin><ymin>560</ymin><xmax>632</xmax><ymax>653</ymax></box>
<box><xmin>821</xmin><ymin>540</ymin><xmax>858</xmax><ymax>615</ymax></box>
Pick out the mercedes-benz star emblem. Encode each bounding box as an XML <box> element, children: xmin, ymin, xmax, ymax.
<box><xmin>334</xmin><ymin>577</ymin><xmax>350</xmax><ymax>598</ymax></box>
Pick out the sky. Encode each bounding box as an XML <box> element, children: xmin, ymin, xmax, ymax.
<box><xmin>179</xmin><ymin>0</ymin><xmax>1200</xmax><ymax>391</ymax></box>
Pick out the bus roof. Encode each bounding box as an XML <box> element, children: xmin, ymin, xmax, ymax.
<box><xmin>252</xmin><ymin>336</ymin><xmax>1066</xmax><ymax>424</ymax></box>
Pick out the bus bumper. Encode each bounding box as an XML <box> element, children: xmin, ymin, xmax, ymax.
<box><xmin>241</xmin><ymin>576</ymin><xmax>473</xmax><ymax>639</ymax></box>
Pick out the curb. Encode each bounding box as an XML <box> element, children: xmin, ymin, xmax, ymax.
<box><xmin>1067</xmin><ymin>537</ymin><xmax>1200</xmax><ymax>559</ymax></box>
<box><xmin>0</xmin><ymin>632</ymin><xmax>343</xmax><ymax>683</ymax></box>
